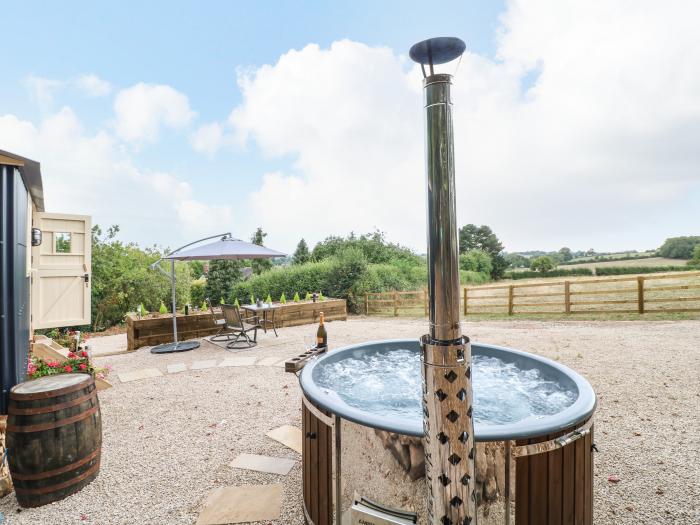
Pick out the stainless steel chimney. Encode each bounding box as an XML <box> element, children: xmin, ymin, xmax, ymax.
<box><xmin>410</xmin><ymin>37</ymin><xmax>477</xmax><ymax>525</ymax></box>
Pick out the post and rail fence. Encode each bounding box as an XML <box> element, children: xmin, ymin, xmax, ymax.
<box><xmin>364</xmin><ymin>271</ymin><xmax>700</xmax><ymax>317</ymax></box>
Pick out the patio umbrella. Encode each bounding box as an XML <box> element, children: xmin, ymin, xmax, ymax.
<box><xmin>149</xmin><ymin>233</ymin><xmax>285</xmax><ymax>354</ymax></box>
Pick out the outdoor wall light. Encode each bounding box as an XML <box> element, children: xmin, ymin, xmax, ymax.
<box><xmin>31</xmin><ymin>228</ymin><xmax>42</xmax><ymax>246</ymax></box>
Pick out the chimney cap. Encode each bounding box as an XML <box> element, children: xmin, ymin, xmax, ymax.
<box><xmin>409</xmin><ymin>37</ymin><xmax>466</xmax><ymax>66</ymax></box>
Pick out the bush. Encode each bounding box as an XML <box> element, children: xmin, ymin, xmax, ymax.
<box><xmin>190</xmin><ymin>278</ymin><xmax>206</xmax><ymax>307</ymax></box>
<box><xmin>594</xmin><ymin>266</ymin><xmax>694</xmax><ymax>276</ymax></box>
<box><xmin>505</xmin><ymin>268</ymin><xmax>594</xmax><ymax>280</ymax></box>
<box><xmin>459</xmin><ymin>250</ymin><xmax>493</xmax><ymax>275</ymax></box>
<box><xmin>460</xmin><ymin>270</ymin><xmax>491</xmax><ymax>284</ymax></box>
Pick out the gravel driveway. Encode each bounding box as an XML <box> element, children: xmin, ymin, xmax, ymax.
<box><xmin>1</xmin><ymin>317</ymin><xmax>698</xmax><ymax>524</ymax></box>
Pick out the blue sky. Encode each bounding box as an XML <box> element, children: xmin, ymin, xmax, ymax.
<box><xmin>1</xmin><ymin>1</ymin><xmax>699</xmax><ymax>254</ymax></box>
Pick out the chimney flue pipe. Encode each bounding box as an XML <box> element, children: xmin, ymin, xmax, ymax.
<box><xmin>411</xmin><ymin>37</ymin><xmax>477</xmax><ymax>525</ymax></box>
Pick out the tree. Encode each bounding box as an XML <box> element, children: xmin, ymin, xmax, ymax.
<box><xmin>458</xmin><ymin>224</ymin><xmax>505</xmax><ymax>278</ymax></box>
<box><xmin>530</xmin><ymin>255</ymin><xmax>555</xmax><ymax>273</ymax></box>
<box><xmin>658</xmin><ymin>236</ymin><xmax>700</xmax><ymax>259</ymax></box>
<box><xmin>311</xmin><ymin>230</ymin><xmax>417</xmax><ymax>264</ymax></box>
<box><xmin>293</xmin><ymin>238</ymin><xmax>310</xmax><ymax>265</ymax></box>
<box><xmin>251</xmin><ymin>227</ymin><xmax>273</xmax><ymax>274</ymax></box>
<box><xmin>504</xmin><ymin>253</ymin><xmax>530</xmax><ymax>269</ymax></box>
<box><xmin>558</xmin><ymin>247</ymin><xmax>573</xmax><ymax>262</ymax></box>
<box><xmin>205</xmin><ymin>260</ymin><xmax>242</xmax><ymax>303</ymax></box>
<box><xmin>688</xmin><ymin>245</ymin><xmax>700</xmax><ymax>268</ymax></box>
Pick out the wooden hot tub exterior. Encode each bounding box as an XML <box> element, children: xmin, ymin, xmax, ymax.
<box><xmin>300</xmin><ymin>393</ymin><xmax>594</xmax><ymax>525</ymax></box>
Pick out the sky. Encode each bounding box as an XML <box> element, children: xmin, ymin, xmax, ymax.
<box><xmin>1</xmin><ymin>0</ymin><xmax>699</xmax><ymax>255</ymax></box>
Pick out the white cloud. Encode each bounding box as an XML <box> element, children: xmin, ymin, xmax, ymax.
<box><xmin>24</xmin><ymin>75</ymin><xmax>64</xmax><ymax>110</ymax></box>
<box><xmin>0</xmin><ymin>107</ymin><xmax>233</xmax><ymax>247</ymax></box>
<box><xmin>190</xmin><ymin>122</ymin><xmax>224</xmax><ymax>155</ymax></box>
<box><xmin>75</xmin><ymin>74</ymin><xmax>112</xmax><ymax>97</ymax></box>
<box><xmin>114</xmin><ymin>83</ymin><xmax>196</xmax><ymax>143</ymax></box>
<box><xmin>230</xmin><ymin>2</ymin><xmax>700</xmax><ymax>253</ymax></box>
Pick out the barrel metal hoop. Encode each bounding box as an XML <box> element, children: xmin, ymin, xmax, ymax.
<box><xmin>513</xmin><ymin>418</ymin><xmax>594</xmax><ymax>457</ymax></box>
<box><xmin>302</xmin><ymin>395</ymin><xmax>334</xmax><ymax>427</ymax></box>
<box><xmin>7</xmin><ymin>405</ymin><xmax>99</xmax><ymax>433</ymax></box>
<box><xmin>10</xmin><ymin>447</ymin><xmax>101</xmax><ymax>481</ymax></box>
<box><xmin>10</xmin><ymin>377</ymin><xmax>94</xmax><ymax>400</ymax></box>
<box><xmin>8</xmin><ymin>390</ymin><xmax>97</xmax><ymax>416</ymax></box>
<box><xmin>13</xmin><ymin>459</ymin><xmax>100</xmax><ymax>495</ymax></box>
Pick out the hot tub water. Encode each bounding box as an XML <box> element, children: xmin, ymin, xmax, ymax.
<box><xmin>314</xmin><ymin>348</ymin><xmax>577</xmax><ymax>426</ymax></box>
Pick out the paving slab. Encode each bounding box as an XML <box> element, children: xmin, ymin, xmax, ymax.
<box><xmin>267</xmin><ymin>425</ymin><xmax>303</xmax><ymax>454</ymax></box>
<box><xmin>166</xmin><ymin>363</ymin><xmax>187</xmax><ymax>374</ymax></box>
<box><xmin>118</xmin><ymin>368</ymin><xmax>163</xmax><ymax>383</ymax></box>
<box><xmin>196</xmin><ymin>484</ymin><xmax>283</xmax><ymax>525</ymax></box>
<box><xmin>191</xmin><ymin>360</ymin><xmax>218</xmax><ymax>370</ymax></box>
<box><xmin>218</xmin><ymin>356</ymin><xmax>257</xmax><ymax>367</ymax></box>
<box><xmin>229</xmin><ymin>453</ymin><xmax>296</xmax><ymax>475</ymax></box>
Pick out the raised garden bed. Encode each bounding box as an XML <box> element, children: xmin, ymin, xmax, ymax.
<box><xmin>126</xmin><ymin>298</ymin><xmax>347</xmax><ymax>351</ymax></box>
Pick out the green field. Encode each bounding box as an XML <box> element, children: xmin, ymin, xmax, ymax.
<box><xmin>561</xmin><ymin>256</ymin><xmax>688</xmax><ymax>270</ymax></box>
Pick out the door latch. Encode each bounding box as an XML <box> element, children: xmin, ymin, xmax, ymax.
<box><xmin>84</xmin><ymin>273</ymin><xmax>90</xmax><ymax>284</ymax></box>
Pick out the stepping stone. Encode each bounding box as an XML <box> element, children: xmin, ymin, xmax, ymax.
<box><xmin>255</xmin><ymin>356</ymin><xmax>282</xmax><ymax>367</ymax></box>
<box><xmin>196</xmin><ymin>484</ymin><xmax>282</xmax><ymax>525</ymax></box>
<box><xmin>219</xmin><ymin>356</ymin><xmax>257</xmax><ymax>367</ymax></box>
<box><xmin>191</xmin><ymin>360</ymin><xmax>217</xmax><ymax>370</ymax></box>
<box><xmin>230</xmin><ymin>453</ymin><xmax>296</xmax><ymax>475</ymax></box>
<box><xmin>118</xmin><ymin>368</ymin><xmax>163</xmax><ymax>383</ymax></box>
<box><xmin>267</xmin><ymin>425</ymin><xmax>303</xmax><ymax>454</ymax></box>
<box><xmin>167</xmin><ymin>363</ymin><xmax>187</xmax><ymax>374</ymax></box>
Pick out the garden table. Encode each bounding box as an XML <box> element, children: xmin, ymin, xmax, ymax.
<box><xmin>241</xmin><ymin>304</ymin><xmax>279</xmax><ymax>337</ymax></box>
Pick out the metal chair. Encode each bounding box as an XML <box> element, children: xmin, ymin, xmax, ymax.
<box><xmin>206</xmin><ymin>298</ymin><xmax>232</xmax><ymax>342</ymax></box>
<box><xmin>221</xmin><ymin>304</ymin><xmax>260</xmax><ymax>349</ymax></box>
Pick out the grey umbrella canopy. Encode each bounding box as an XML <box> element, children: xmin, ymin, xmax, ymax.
<box><xmin>150</xmin><ymin>233</ymin><xmax>285</xmax><ymax>354</ymax></box>
<box><xmin>164</xmin><ymin>237</ymin><xmax>285</xmax><ymax>261</ymax></box>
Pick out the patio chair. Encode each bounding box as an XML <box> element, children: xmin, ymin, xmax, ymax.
<box><xmin>206</xmin><ymin>298</ymin><xmax>232</xmax><ymax>342</ymax></box>
<box><xmin>221</xmin><ymin>304</ymin><xmax>260</xmax><ymax>349</ymax></box>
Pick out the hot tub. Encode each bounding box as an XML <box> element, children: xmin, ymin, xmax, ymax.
<box><xmin>297</xmin><ymin>339</ymin><xmax>596</xmax><ymax>525</ymax></box>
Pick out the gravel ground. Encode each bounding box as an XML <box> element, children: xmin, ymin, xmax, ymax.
<box><xmin>1</xmin><ymin>317</ymin><xmax>698</xmax><ymax>524</ymax></box>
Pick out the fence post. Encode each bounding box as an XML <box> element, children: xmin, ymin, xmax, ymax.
<box><xmin>365</xmin><ymin>294</ymin><xmax>369</xmax><ymax>315</ymax></box>
<box><xmin>508</xmin><ymin>285</ymin><xmax>514</xmax><ymax>315</ymax></box>
<box><xmin>424</xmin><ymin>289</ymin><xmax>428</xmax><ymax>317</ymax></box>
<box><xmin>564</xmin><ymin>281</ymin><xmax>571</xmax><ymax>314</ymax></box>
<box><xmin>637</xmin><ymin>276</ymin><xmax>645</xmax><ymax>314</ymax></box>
<box><xmin>463</xmin><ymin>287</ymin><xmax>468</xmax><ymax>316</ymax></box>
<box><xmin>394</xmin><ymin>291</ymin><xmax>399</xmax><ymax>317</ymax></box>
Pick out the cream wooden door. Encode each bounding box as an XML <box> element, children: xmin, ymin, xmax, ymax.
<box><xmin>31</xmin><ymin>213</ymin><xmax>92</xmax><ymax>329</ymax></box>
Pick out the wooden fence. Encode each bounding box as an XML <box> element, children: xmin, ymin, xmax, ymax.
<box><xmin>364</xmin><ymin>271</ymin><xmax>700</xmax><ymax>316</ymax></box>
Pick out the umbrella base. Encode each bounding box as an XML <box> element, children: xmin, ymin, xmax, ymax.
<box><xmin>150</xmin><ymin>341</ymin><xmax>200</xmax><ymax>354</ymax></box>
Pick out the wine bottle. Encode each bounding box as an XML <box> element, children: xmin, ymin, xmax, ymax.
<box><xmin>316</xmin><ymin>311</ymin><xmax>327</xmax><ymax>349</ymax></box>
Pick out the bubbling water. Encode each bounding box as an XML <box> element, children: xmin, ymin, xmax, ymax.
<box><xmin>313</xmin><ymin>349</ymin><xmax>577</xmax><ymax>425</ymax></box>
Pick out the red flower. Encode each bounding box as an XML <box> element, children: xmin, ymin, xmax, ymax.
<box><xmin>47</xmin><ymin>361</ymin><xmax>59</xmax><ymax>368</ymax></box>
<box><xmin>64</xmin><ymin>365</ymin><xmax>73</xmax><ymax>373</ymax></box>
<box><xmin>68</xmin><ymin>352</ymin><xmax>77</xmax><ymax>358</ymax></box>
<box><xmin>79</xmin><ymin>363</ymin><xmax>87</xmax><ymax>370</ymax></box>
<box><xmin>81</xmin><ymin>351</ymin><xmax>89</xmax><ymax>358</ymax></box>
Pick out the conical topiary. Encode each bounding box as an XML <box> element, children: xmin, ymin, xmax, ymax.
<box><xmin>220</xmin><ymin>296</ymin><xmax>225</xmax><ymax>305</ymax></box>
<box><xmin>305</xmin><ymin>292</ymin><xmax>312</xmax><ymax>301</ymax></box>
<box><xmin>234</xmin><ymin>297</ymin><xmax>240</xmax><ymax>308</ymax></box>
<box><xmin>280</xmin><ymin>293</ymin><xmax>287</xmax><ymax>304</ymax></box>
<box><xmin>319</xmin><ymin>291</ymin><xmax>325</xmax><ymax>301</ymax></box>
<box><xmin>159</xmin><ymin>302</ymin><xmax>168</xmax><ymax>314</ymax></box>
<box><xmin>293</xmin><ymin>292</ymin><xmax>300</xmax><ymax>302</ymax></box>
<box><xmin>265</xmin><ymin>294</ymin><xmax>272</xmax><ymax>304</ymax></box>
<box><xmin>250</xmin><ymin>294</ymin><xmax>255</xmax><ymax>305</ymax></box>
<box><xmin>201</xmin><ymin>301</ymin><xmax>207</xmax><ymax>311</ymax></box>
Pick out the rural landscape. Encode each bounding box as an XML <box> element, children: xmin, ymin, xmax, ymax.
<box><xmin>1</xmin><ymin>2</ymin><xmax>699</xmax><ymax>525</ymax></box>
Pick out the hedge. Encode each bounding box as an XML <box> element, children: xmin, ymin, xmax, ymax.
<box><xmin>594</xmin><ymin>265</ymin><xmax>694</xmax><ymax>276</ymax></box>
<box><xmin>505</xmin><ymin>268</ymin><xmax>594</xmax><ymax>280</ymax></box>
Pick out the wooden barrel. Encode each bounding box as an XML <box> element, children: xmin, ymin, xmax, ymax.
<box><xmin>6</xmin><ymin>373</ymin><xmax>102</xmax><ymax>508</ymax></box>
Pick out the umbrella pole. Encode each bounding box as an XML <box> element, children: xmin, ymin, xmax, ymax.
<box><xmin>171</xmin><ymin>258</ymin><xmax>178</xmax><ymax>344</ymax></box>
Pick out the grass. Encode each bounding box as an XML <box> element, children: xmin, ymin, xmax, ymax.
<box><xmin>562</xmin><ymin>256</ymin><xmax>687</xmax><ymax>270</ymax></box>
